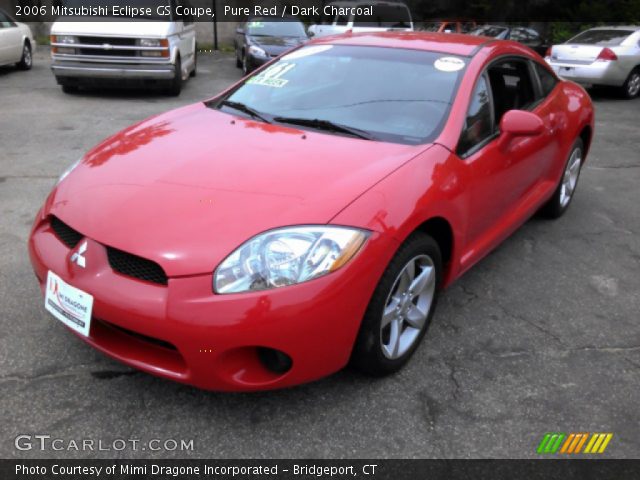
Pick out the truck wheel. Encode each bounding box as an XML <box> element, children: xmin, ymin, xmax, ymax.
<box><xmin>61</xmin><ymin>85</ymin><xmax>79</xmax><ymax>94</ymax></box>
<box><xmin>190</xmin><ymin>49</ymin><xmax>197</xmax><ymax>78</ymax></box>
<box><xmin>17</xmin><ymin>42</ymin><xmax>32</xmax><ymax>70</ymax></box>
<box><xmin>165</xmin><ymin>55</ymin><xmax>182</xmax><ymax>96</ymax></box>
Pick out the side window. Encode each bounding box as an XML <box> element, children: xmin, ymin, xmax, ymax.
<box><xmin>0</xmin><ymin>10</ymin><xmax>11</xmax><ymax>27</ymax></box>
<box><xmin>534</xmin><ymin>62</ymin><xmax>558</xmax><ymax>98</ymax></box>
<box><xmin>487</xmin><ymin>59</ymin><xmax>536</xmax><ymax>127</ymax></box>
<box><xmin>458</xmin><ymin>75</ymin><xmax>494</xmax><ymax>155</ymax></box>
<box><xmin>335</xmin><ymin>15</ymin><xmax>349</xmax><ymax>26</ymax></box>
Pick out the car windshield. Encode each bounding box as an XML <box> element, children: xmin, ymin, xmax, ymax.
<box><xmin>470</xmin><ymin>26</ymin><xmax>509</xmax><ymax>37</ymax></box>
<box><xmin>60</xmin><ymin>0</ymin><xmax>170</xmax><ymax>19</ymax></box>
<box><xmin>568</xmin><ymin>29</ymin><xmax>634</xmax><ymax>46</ymax></box>
<box><xmin>246</xmin><ymin>19</ymin><xmax>306</xmax><ymax>37</ymax></box>
<box><xmin>210</xmin><ymin>45</ymin><xmax>465</xmax><ymax>145</ymax></box>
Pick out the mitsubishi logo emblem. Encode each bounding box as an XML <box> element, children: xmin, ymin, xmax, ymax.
<box><xmin>71</xmin><ymin>241</ymin><xmax>87</xmax><ymax>268</ymax></box>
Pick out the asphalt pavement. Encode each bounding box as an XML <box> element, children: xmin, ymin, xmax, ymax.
<box><xmin>1</xmin><ymin>49</ymin><xmax>638</xmax><ymax>459</ymax></box>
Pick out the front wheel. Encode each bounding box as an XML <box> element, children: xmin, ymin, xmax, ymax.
<box><xmin>351</xmin><ymin>233</ymin><xmax>441</xmax><ymax>376</ymax></box>
<box><xmin>620</xmin><ymin>69</ymin><xmax>640</xmax><ymax>99</ymax></box>
<box><xmin>165</xmin><ymin>55</ymin><xmax>182</xmax><ymax>96</ymax></box>
<box><xmin>17</xmin><ymin>42</ymin><xmax>32</xmax><ymax>70</ymax></box>
<box><xmin>540</xmin><ymin>138</ymin><xmax>584</xmax><ymax>219</ymax></box>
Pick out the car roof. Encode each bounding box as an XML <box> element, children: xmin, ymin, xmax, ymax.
<box><xmin>313</xmin><ymin>32</ymin><xmax>491</xmax><ymax>57</ymax></box>
<box><xmin>587</xmin><ymin>26</ymin><xmax>640</xmax><ymax>31</ymax></box>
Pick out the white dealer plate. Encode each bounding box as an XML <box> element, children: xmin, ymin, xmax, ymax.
<box><xmin>45</xmin><ymin>271</ymin><xmax>93</xmax><ymax>337</ymax></box>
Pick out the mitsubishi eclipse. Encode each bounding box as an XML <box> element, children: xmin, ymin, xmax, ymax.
<box><xmin>28</xmin><ymin>32</ymin><xmax>594</xmax><ymax>391</ymax></box>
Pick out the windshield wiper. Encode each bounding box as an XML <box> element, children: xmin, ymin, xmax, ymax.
<box><xmin>219</xmin><ymin>100</ymin><xmax>271</xmax><ymax>124</ymax></box>
<box><xmin>272</xmin><ymin>117</ymin><xmax>374</xmax><ymax>140</ymax></box>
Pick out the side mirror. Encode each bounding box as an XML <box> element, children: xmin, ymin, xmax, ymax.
<box><xmin>499</xmin><ymin>110</ymin><xmax>543</xmax><ymax>149</ymax></box>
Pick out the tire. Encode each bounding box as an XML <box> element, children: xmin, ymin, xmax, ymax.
<box><xmin>17</xmin><ymin>42</ymin><xmax>32</xmax><ymax>70</ymax></box>
<box><xmin>620</xmin><ymin>68</ymin><xmax>640</xmax><ymax>99</ymax></box>
<box><xmin>242</xmin><ymin>54</ymin><xmax>250</xmax><ymax>76</ymax></box>
<box><xmin>540</xmin><ymin>138</ymin><xmax>584</xmax><ymax>219</ymax></box>
<box><xmin>165</xmin><ymin>55</ymin><xmax>182</xmax><ymax>96</ymax></box>
<box><xmin>189</xmin><ymin>49</ymin><xmax>197</xmax><ymax>78</ymax></box>
<box><xmin>351</xmin><ymin>232</ymin><xmax>442</xmax><ymax>376</ymax></box>
<box><xmin>236</xmin><ymin>52</ymin><xmax>242</xmax><ymax>68</ymax></box>
<box><xmin>61</xmin><ymin>85</ymin><xmax>79</xmax><ymax>94</ymax></box>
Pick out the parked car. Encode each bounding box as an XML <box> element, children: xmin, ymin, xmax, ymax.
<box><xmin>0</xmin><ymin>7</ymin><xmax>35</xmax><ymax>70</ymax></box>
<box><xmin>546</xmin><ymin>26</ymin><xmax>640</xmax><ymax>99</ymax></box>
<box><xmin>308</xmin><ymin>1</ymin><xmax>412</xmax><ymax>38</ymax></box>
<box><xmin>29</xmin><ymin>32</ymin><xmax>594</xmax><ymax>391</ymax></box>
<box><xmin>420</xmin><ymin>20</ymin><xmax>477</xmax><ymax>34</ymax></box>
<box><xmin>470</xmin><ymin>25</ymin><xmax>549</xmax><ymax>56</ymax></box>
<box><xmin>234</xmin><ymin>17</ymin><xmax>308</xmax><ymax>75</ymax></box>
<box><xmin>50</xmin><ymin>0</ymin><xmax>197</xmax><ymax>95</ymax></box>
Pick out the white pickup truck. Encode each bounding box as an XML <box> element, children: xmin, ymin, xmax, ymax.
<box><xmin>308</xmin><ymin>0</ymin><xmax>413</xmax><ymax>38</ymax></box>
<box><xmin>50</xmin><ymin>0</ymin><xmax>197</xmax><ymax>95</ymax></box>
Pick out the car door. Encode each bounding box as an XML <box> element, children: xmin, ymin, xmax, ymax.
<box><xmin>0</xmin><ymin>10</ymin><xmax>22</xmax><ymax>64</ymax></box>
<box><xmin>459</xmin><ymin>58</ymin><xmax>557</xmax><ymax>260</ymax></box>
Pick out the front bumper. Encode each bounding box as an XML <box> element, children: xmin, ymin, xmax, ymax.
<box><xmin>51</xmin><ymin>61</ymin><xmax>175</xmax><ymax>80</ymax></box>
<box><xmin>548</xmin><ymin>60</ymin><xmax>629</xmax><ymax>87</ymax></box>
<box><xmin>28</xmin><ymin>214</ymin><xmax>396</xmax><ymax>391</ymax></box>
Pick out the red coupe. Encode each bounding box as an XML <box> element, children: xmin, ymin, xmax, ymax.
<box><xmin>29</xmin><ymin>32</ymin><xmax>594</xmax><ymax>391</ymax></box>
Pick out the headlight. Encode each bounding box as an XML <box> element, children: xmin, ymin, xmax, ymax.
<box><xmin>248</xmin><ymin>45</ymin><xmax>267</xmax><ymax>58</ymax></box>
<box><xmin>54</xmin><ymin>35</ymin><xmax>76</xmax><ymax>44</ymax></box>
<box><xmin>139</xmin><ymin>38</ymin><xmax>162</xmax><ymax>47</ymax></box>
<box><xmin>214</xmin><ymin>226</ymin><xmax>369</xmax><ymax>294</ymax></box>
<box><xmin>57</xmin><ymin>158</ymin><xmax>82</xmax><ymax>185</ymax></box>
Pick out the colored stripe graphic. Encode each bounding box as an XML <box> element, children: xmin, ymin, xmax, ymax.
<box><xmin>537</xmin><ymin>433</ymin><xmax>565</xmax><ymax>454</ymax></box>
<box><xmin>539</xmin><ymin>433</ymin><xmax>613</xmax><ymax>454</ymax></box>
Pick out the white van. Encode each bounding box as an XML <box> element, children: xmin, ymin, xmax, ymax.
<box><xmin>308</xmin><ymin>1</ymin><xmax>413</xmax><ymax>38</ymax></box>
<box><xmin>50</xmin><ymin>1</ymin><xmax>197</xmax><ymax>95</ymax></box>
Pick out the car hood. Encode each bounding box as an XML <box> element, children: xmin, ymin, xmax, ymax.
<box><xmin>250</xmin><ymin>35</ymin><xmax>305</xmax><ymax>54</ymax></box>
<box><xmin>50</xmin><ymin>103</ymin><xmax>426</xmax><ymax>277</ymax></box>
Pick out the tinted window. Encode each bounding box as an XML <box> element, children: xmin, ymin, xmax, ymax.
<box><xmin>470</xmin><ymin>26</ymin><xmax>509</xmax><ymax>38</ymax></box>
<box><xmin>0</xmin><ymin>10</ymin><xmax>13</xmax><ymax>27</ymax></box>
<box><xmin>213</xmin><ymin>45</ymin><xmax>465</xmax><ymax>145</ymax></box>
<box><xmin>354</xmin><ymin>6</ymin><xmax>411</xmax><ymax>28</ymax></box>
<box><xmin>458</xmin><ymin>75</ymin><xmax>493</xmax><ymax>155</ymax></box>
<box><xmin>535</xmin><ymin>62</ymin><xmax>558</xmax><ymax>97</ymax></box>
<box><xmin>569</xmin><ymin>29</ymin><xmax>634</xmax><ymax>46</ymax></box>
<box><xmin>487</xmin><ymin>59</ymin><xmax>536</xmax><ymax>125</ymax></box>
<box><xmin>246</xmin><ymin>19</ymin><xmax>306</xmax><ymax>37</ymax></box>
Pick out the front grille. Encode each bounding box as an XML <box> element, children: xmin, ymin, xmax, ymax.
<box><xmin>107</xmin><ymin>247</ymin><xmax>168</xmax><ymax>286</ymax></box>
<box><xmin>50</xmin><ymin>216</ymin><xmax>83</xmax><ymax>248</ymax></box>
<box><xmin>78</xmin><ymin>48</ymin><xmax>137</xmax><ymax>57</ymax></box>
<box><xmin>97</xmin><ymin>319</ymin><xmax>177</xmax><ymax>351</ymax></box>
<box><xmin>77</xmin><ymin>36</ymin><xmax>138</xmax><ymax>46</ymax></box>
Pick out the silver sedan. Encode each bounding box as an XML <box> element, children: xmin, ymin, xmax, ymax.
<box><xmin>0</xmin><ymin>8</ymin><xmax>35</xmax><ymax>70</ymax></box>
<box><xmin>546</xmin><ymin>26</ymin><xmax>640</xmax><ymax>99</ymax></box>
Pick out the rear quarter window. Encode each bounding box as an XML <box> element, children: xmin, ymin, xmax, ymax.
<box><xmin>534</xmin><ymin>62</ymin><xmax>558</xmax><ymax>98</ymax></box>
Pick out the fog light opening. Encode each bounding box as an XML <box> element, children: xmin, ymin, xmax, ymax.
<box><xmin>257</xmin><ymin>347</ymin><xmax>292</xmax><ymax>375</ymax></box>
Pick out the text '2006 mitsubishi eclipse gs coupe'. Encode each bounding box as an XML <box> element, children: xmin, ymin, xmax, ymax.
<box><xmin>29</xmin><ymin>32</ymin><xmax>594</xmax><ymax>391</ymax></box>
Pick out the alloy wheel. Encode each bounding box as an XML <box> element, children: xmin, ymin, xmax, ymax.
<box><xmin>380</xmin><ymin>254</ymin><xmax>436</xmax><ymax>360</ymax></box>
<box><xmin>24</xmin><ymin>45</ymin><xmax>32</xmax><ymax>67</ymax></box>
<box><xmin>559</xmin><ymin>147</ymin><xmax>582</xmax><ymax>208</ymax></box>
<box><xmin>628</xmin><ymin>72</ymin><xmax>640</xmax><ymax>98</ymax></box>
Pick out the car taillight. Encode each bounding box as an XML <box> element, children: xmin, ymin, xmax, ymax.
<box><xmin>596</xmin><ymin>48</ymin><xmax>618</xmax><ymax>61</ymax></box>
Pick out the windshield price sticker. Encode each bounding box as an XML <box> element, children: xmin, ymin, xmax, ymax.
<box><xmin>247</xmin><ymin>63</ymin><xmax>296</xmax><ymax>88</ymax></box>
<box><xmin>434</xmin><ymin>57</ymin><xmax>466</xmax><ymax>72</ymax></box>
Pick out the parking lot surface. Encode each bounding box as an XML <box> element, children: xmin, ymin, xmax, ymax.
<box><xmin>1</xmin><ymin>49</ymin><xmax>639</xmax><ymax>459</ymax></box>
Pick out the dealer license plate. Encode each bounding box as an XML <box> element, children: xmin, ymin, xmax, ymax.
<box><xmin>45</xmin><ymin>271</ymin><xmax>93</xmax><ymax>337</ymax></box>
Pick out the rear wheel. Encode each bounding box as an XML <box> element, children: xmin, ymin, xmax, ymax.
<box><xmin>540</xmin><ymin>138</ymin><xmax>584</xmax><ymax>219</ymax></box>
<box><xmin>620</xmin><ymin>68</ymin><xmax>640</xmax><ymax>99</ymax></box>
<box><xmin>17</xmin><ymin>42</ymin><xmax>32</xmax><ymax>70</ymax></box>
<box><xmin>351</xmin><ymin>233</ymin><xmax>441</xmax><ymax>376</ymax></box>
